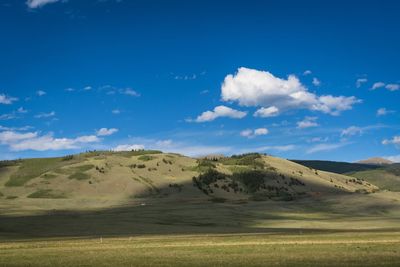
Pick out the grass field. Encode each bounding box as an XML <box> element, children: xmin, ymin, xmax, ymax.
<box><xmin>1</xmin><ymin>232</ymin><xmax>400</xmax><ymax>267</ymax></box>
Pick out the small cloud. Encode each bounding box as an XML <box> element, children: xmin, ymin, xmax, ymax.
<box><xmin>384</xmin><ymin>155</ymin><xmax>400</xmax><ymax>163</ymax></box>
<box><xmin>0</xmin><ymin>113</ymin><xmax>17</xmax><ymax>120</ymax></box>
<box><xmin>356</xmin><ymin>78</ymin><xmax>368</xmax><ymax>88</ymax></box>
<box><xmin>192</xmin><ymin>105</ymin><xmax>247</xmax><ymax>123</ymax></box>
<box><xmin>174</xmin><ymin>74</ymin><xmax>197</xmax><ymax>80</ymax></box>
<box><xmin>36</xmin><ymin>90</ymin><xmax>46</xmax><ymax>96</ymax></box>
<box><xmin>0</xmin><ymin>130</ymin><xmax>100</xmax><ymax>151</ymax></box>
<box><xmin>372</xmin><ymin>82</ymin><xmax>400</xmax><ymax>91</ymax></box>
<box><xmin>200</xmin><ymin>90</ymin><xmax>209</xmax><ymax>95</ymax></box>
<box><xmin>297</xmin><ymin>116</ymin><xmax>319</xmax><ymax>129</ymax></box>
<box><xmin>155</xmin><ymin>139</ymin><xmax>173</xmax><ymax>147</ymax></box>
<box><xmin>0</xmin><ymin>94</ymin><xmax>18</xmax><ymax>105</ymax></box>
<box><xmin>254</xmin><ymin>144</ymin><xmax>296</xmax><ymax>152</ymax></box>
<box><xmin>308</xmin><ymin>137</ymin><xmax>329</xmax><ymax>143</ymax></box>
<box><xmin>65</xmin><ymin>88</ymin><xmax>75</xmax><ymax>92</ymax></box>
<box><xmin>113</xmin><ymin>144</ymin><xmax>145</xmax><ymax>151</ymax></box>
<box><xmin>254</xmin><ymin>106</ymin><xmax>279</xmax><ymax>118</ymax></box>
<box><xmin>34</xmin><ymin>111</ymin><xmax>55</xmax><ymax>118</ymax></box>
<box><xmin>382</xmin><ymin>136</ymin><xmax>400</xmax><ymax>147</ymax></box>
<box><xmin>377</xmin><ymin>107</ymin><xmax>394</xmax><ymax>117</ymax></box>
<box><xmin>341</xmin><ymin>126</ymin><xmax>363</xmax><ymax>137</ymax></box>
<box><xmin>17</xmin><ymin>107</ymin><xmax>28</xmax><ymax>113</ymax></box>
<box><xmin>371</xmin><ymin>82</ymin><xmax>385</xmax><ymax>90</ymax></box>
<box><xmin>312</xmin><ymin>77</ymin><xmax>321</xmax><ymax>86</ymax></box>
<box><xmin>385</xmin><ymin>84</ymin><xmax>399</xmax><ymax>91</ymax></box>
<box><xmin>303</xmin><ymin>70</ymin><xmax>312</xmax><ymax>76</ymax></box>
<box><xmin>112</xmin><ymin>109</ymin><xmax>121</xmax><ymax>114</ymax></box>
<box><xmin>307</xmin><ymin>143</ymin><xmax>347</xmax><ymax>154</ymax></box>
<box><xmin>26</xmin><ymin>0</ymin><xmax>61</xmax><ymax>9</ymax></box>
<box><xmin>84</xmin><ymin>86</ymin><xmax>92</xmax><ymax>91</ymax></box>
<box><xmin>96</xmin><ymin>127</ymin><xmax>118</xmax><ymax>136</ymax></box>
<box><xmin>121</xmin><ymin>88</ymin><xmax>140</xmax><ymax>97</ymax></box>
<box><xmin>240</xmin><ymin>128</ymin><xmax>269</xmax><ymax>138</ymax></box>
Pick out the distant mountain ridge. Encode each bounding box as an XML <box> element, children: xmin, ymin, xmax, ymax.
<box><xmin>291</xmin><ymin>159</ymin><xmax>380</xmax><ymax>174</ymax></box>
<box><xmin>356</xmin><ymin>157</ymin><xmax>394</xmax><ymax>165</ymax></box>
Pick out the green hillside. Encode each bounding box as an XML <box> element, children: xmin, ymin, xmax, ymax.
<box><xmin>348</xmin><ymin>163</ymin><xmax>400</xmax><ymax>192</ymax></box>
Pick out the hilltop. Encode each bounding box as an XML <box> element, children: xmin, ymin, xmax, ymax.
<box><xmin>356</xmin><ymin>157</ymin><xmax>394</xmax><ymax>165</ymax></box>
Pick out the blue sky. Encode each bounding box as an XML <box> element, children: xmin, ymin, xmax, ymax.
<box><xmin>0</xmin><ymin>0</ymin><xmax>399</xmax><ymax>162</ymax></box>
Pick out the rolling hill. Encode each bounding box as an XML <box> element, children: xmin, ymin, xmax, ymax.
<box><xmin>348</xmin><ymin>163</ymin><xmax>400</xmax><ymax>191</ymax></box>
<box><xmin>0</xmin><ymin>151</ymin><xmax>377</xmax><ymax>209</ymax></box>
<box><xmin>293</xmin><ymin>159</ymin><xmax>400</xmax><ymax>192</ymax></box>
<box><xmin>2</xmin><ymin>151</ymin><xmax>399</xmax><ymax>242</ymax></box>
<box><xmin>356</xmin><ymin>157</ymin><xmax>394</xmax><ymax>165</ymax></box>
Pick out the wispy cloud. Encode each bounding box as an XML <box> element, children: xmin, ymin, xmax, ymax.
<box><xmin>0</xmin><ymin>130</ymin><xmax>100</xmax><ymax>151</ymax></box>
<box><xmin>312</xmin><ymin>77</ymin><xmax>321</xmax><ymax>86</ymax></box>
<box><xmin>0</xmin><ymin>94</ymin><xmax>18</xmax><ymax>105</ymax></box>
<box><xmin>306</xmin><ymin>142</ymin><xmax>348</xmax><ymax>154</ymax></box>
<box><xmin>382</xmin><ymin>136</ymin><xmax>400</xmax><ymax>147</ymax></box>
<box><xmin>377</xmin><ymin>107</ymin><xmax>395</xmax><ymax>116</ymax></box>
<box><xmin>297</xmin><ymin>116</ymin><xmax>319</xmax><ymax>129</ymax></box>
<box><xmin>26</xmin><ymin>0</ymin><xmax>61</xmax><ymax>9</ymax></box>
<box><xmin>34</xmin><ymin>111</ymin><xmax>55</xmax><ymax>118</ymax></box>
<box><xmin>356</xmin><ymin>78</ymin><xmax>368</xmax><ymax>88</ymax></box>
<box><xmin>36</xmin><ymin>90</ymin><xmax>46</xmax><ymax>96</ymax></box>
<box><xmin>121</xmin><ymin>88</ymin><xmax>140</xmax><ymax>97</ymax></box>
<box><xmin>240</xmin><ymin>128</ymin><xmax>269</xmax><ymax>138</ymax></box>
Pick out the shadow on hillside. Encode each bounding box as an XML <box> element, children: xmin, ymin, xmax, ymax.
<box><xmin>1</xmin><ymin>166</ymin><xmax>399</xmax><ymax>241</ymax></box>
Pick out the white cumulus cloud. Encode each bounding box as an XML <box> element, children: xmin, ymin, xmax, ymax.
<box><xmin>240</xmin><ymin>128</ymin><xmax>269</xmax><ymax>138</ymax></box>
<box><xmin>297</xmin><ymin>116</ymin><xmax>318</xmax><ymax>129</ymax></box>
<box><xmin>0</xmin><ymin>130</ymin><xmax>100</xmax><ymax>151</ymax></box>
<box><xmin>221</xmin><ymin>67</ymin><xmax>360</xmax><ymax>116</ymax></box>
<box><xmin>26</xmin><ymin>0</ymin><xmax>60</xmax><ymax>9</ymax></box>
<box><xmin>385</xmin><ymin>84</ymin><xmax>400</xmax><ymax>91</ymax></box>
<box><xmin>0</xmin><ymin>94</ymin><xmax>18</xmax><ymax>105</ymax></box>
<box><xmin>371</xmin><ymin>82</ymin><xmax>385</xmax><ymax>90</ymax></box>
<box><xmin>254</xmin><ymin>106</ymin><xmax>279</xmax><ymax>117</ymax></box>
<box><xmin>193</xmin><ymin>105</ymin><xmax>247</xmax><ymax>122</ymax></box>
<box><xmin>377</xmin><ymin>108</ymin><xmax>394</xmax><ymax>116</ymax></box>
<box><xmin>382</xmin><ymin>136</ymin><xmax>400</xmax><ymax>147</ymax></box>
<box><xmin>96</xmin><ymin>128</ymin><xmax>118</xmax><ymax>136</ymax></box>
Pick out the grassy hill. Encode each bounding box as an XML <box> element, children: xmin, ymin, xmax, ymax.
<box><xmin>0</xmin><ymin>151</ymin><xmax>377</xmax><ymax>209</ymax></box>
<box><xmin>347</xmin><ymin>163</ymin><xmax>400</xmax><ymax>191</ymax></box>
<box><xmin>293</xmin><ymin>159</ymin><xmax>400</xmax><ymax>192</ymax></box>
